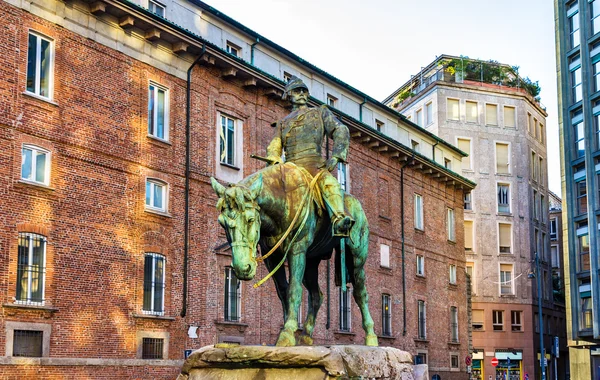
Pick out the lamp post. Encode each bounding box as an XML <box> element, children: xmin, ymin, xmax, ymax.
<box><xmin>529</xmin><ymin>252</ymin><xmax>546</xmax><ymax>380</ymax></box>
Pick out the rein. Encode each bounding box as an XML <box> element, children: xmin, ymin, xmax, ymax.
<box><xmin>253</xmin><ymin>167</ymin><xmax>325</xmax><ymax>288</ymax></box>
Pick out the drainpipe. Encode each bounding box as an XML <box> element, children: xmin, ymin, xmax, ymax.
<box><xmin>400</xmin><ymin>153</ymin><xmax>415</xmax><ymax>336</ymax></box>
<box><xmin>181</xmin><ymin>44</ymin><xmax>207</xmax><ymax>318</ymax></box>
<box><xmin>359</xmin><ymin>97</ymin><xmax>367</xmax><ymax>123</ymax></box>
<box><xmin>251</xmin><ymin>37</ymin><xmax>260</xmax><ymax>65</ymax></box>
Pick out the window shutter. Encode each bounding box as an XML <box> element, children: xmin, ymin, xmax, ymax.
<box><xmin>466</xmin><ymin>101</ymin><xmax>477</xmax><ymax>123</ymax></box>
<box><xmin>496</xmin><ymin>144</ymin><xmax>509</xmax><ymax>173</ymax></box>
<box><xmin>499</xmin><ymin>224</ymin><xmax>511</xmax><ymax>251</ymax></box>
<box><xmin>448</xmin><ymin>99</ymin><xmax>459</xmax><ymax>120</ymax></box>
<box><xmin>504</xmin><ymin>106</ymin><xmax>516</xmax><ymax>127</ymax></box>
<box><xmin>486</xmin><ymin>104</ymin><xmax>498</xmax><ymax>125</ymax></box>
<box><xmin>457</xmin><ymin>139</ymin><xmax>471</xmax><ymax>169</ymax></box>
<box><xmin>464</xmin><ymin>221</ymin><xmax>473</xmax><ymax>250</ymax></box>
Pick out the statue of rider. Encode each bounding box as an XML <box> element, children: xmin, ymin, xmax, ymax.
<box><xmin>266</xmin><ymin>76</ymin><xmax>354</xmax><ymax>237</ymax></box>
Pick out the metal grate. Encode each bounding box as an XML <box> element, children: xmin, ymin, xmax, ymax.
<box><xmin>142</xmin><ymin>338</ymin><xmax>164</xmax><ymax>359</ymax></box>
<box><xmin>16</xmin><ymin>233</ymin><xmax>46</xmax><ymax>303</ymax></box>
<box><xmin>13</xmin><ymin>330</ymin><xmax>43</xmax><ymax>357</ymax></box>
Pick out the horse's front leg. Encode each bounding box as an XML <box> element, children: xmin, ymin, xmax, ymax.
<box><xmin>276</xmin><ymin>247</ymin><xmax>307</xmax><ymax>347</ymax></box>
<box><xmin>298</xmin><ymin>258</ymin><xmax>322</xmax><ymax>345</ymax></box>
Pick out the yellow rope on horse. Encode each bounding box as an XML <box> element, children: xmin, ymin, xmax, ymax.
<box><xmin>253</xmin><ymin>169</ymin><xmax>325</xmax><ymax>288</ymax></box>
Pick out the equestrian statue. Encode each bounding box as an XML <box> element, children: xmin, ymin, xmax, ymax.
<box><xmin>210</xmin><ymin>76</ymin><xmax>378</xmax><ymax>347</ymax></box>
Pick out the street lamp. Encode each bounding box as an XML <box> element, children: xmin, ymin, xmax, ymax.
<box><xmin>528</xmin><ymin>252</ymin><xmax>546</xmax><ymax>380</ymax></box>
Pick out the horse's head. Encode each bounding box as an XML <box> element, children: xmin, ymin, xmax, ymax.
<box><xmin>211</xmin><ymin>176</ymin><xmax>263</xmax><ymax>280</ymax></box>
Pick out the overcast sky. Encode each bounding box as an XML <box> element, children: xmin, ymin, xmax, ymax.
<box><xmin>207</xmin><ymin>0</ymin><xmax>561</xmax><ymax>195</ymax></box>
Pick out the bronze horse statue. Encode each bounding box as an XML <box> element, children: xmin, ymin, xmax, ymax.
<box><xmin>211</xmin><ymin>163</ymin><xmax>377</xmax><ymax>347</ymax></box>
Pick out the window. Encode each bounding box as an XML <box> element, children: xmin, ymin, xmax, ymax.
<box><xmin>531</xmin><ymin>151</ymin><xmax>537</xmax><ymax>180</ymax></box>
<box><xmin>415</xmin><ymin>352</ymin><xmax>427</xmax><ymax>365</ymax></box>
<box><xmin>580</xmin><ymin>279</ymin><xmax>593</xmax><ymax>329</ymax></box>
<box><xmin>13</xmin><ymin>330</ymin><xmax>43</xmax><ymax>357</ymax></box>
<box><xmin>425</xmin><ymin>102</ymin><xmax>433</xmax><ymax>125</ymax></box>
<box><xmin>533</xmin><ymin>189</ymin><xmax>539</xmax><ymax>219</ymax></box>
<box><xmin>380</xmin><ymin>244</ymin><xmax>390</xmax><ymax>268</ymax></box>
<box><xmin>414</xmin><ymin>194</ymin><xmax>423</xmax><ymax>230</ymax></box>
<box><xmin>465</xmin><ymin>101</ymin><xmax>477</xmax><ymax>123</ymax></box>
<box><xmin>464</xmin><ymin>191</ymin><xmax>472</xmax><ymax>210</ymax></box>
<box><xmin>511</xmin><ymin>311</ymin><xmax>522</xmax><ymax>331</ymax></box>
<box><xmin>21</xmin><ymin>145</ymin><xmax>50</xmax><ymax>185</ymax></box>
<box><xmin>449</xmin><ymin>264</ymin><xmax>457</xmax><ymax>285</ymax></box>
<box><xmin>382</xmin><ymin>294</ymin><xmax>392</xmax><ymax>336</ymax></box>
<box><xmin>550</xmin><ymin>218</ymin><xmax>558</xmax><ymax>240</ymax></box>
<box><xmin>219</xmin><ymin>115</ymin><xmax>237</xmax><ymax>166</ymax></box>
<box><xmin>499</xmin><ymin>223</ymin><xmax>511</xmax><ymax>253</ymax></box>
<box><xmin>376</xmin><ymin>119</ymin><xmax>384</xmax><ymax>132</ymax></box>
<box><xmin>417</xmin><ymin>300</ymin><xmax>426</xmax><ymax>339</ymax></box>
<box><xmin>142</xmin><ymin>337</ymin><xmax>164</xmax><ymax>359</ymax></box>
<box><xmin>485</xmin><ymin>104</ymin><xmax>498</xmax><ymax>126</ymax></box>
<box><xmin>504</xmin><ymin>106</ymin><xmax>516</xmax><ymax>128</ymax></box>
<box><xmin>447</xmin><ymin>208</ymin><xmax>455</xmax><ymax>241</ymax></box>
<box><xmin>26</xmin><ymin>32</ymin><xmax>53</xmax><ymax>99</ymax></box>
<box><xmin>495</xmin><ymin>143</ymin><xmax>509</xmax><ymax>174</ymax></box>
<box><xmin>472</xmin><ymin>309</ymin><xmax>484</xmax><ymax>331</ymax></box>
<box><xmin>595</xmin><ymin>60</ymin><xmax>600</xmax><ymax>94</ymax></box>
<box><xmin>416</xmin><ymin>255</ymin><xmax>425</xmax><ymax>276</ymax></box>
<box><xmin>527</xmin><ymin>112</ymin><xmax>532</xmax><ymax>134</ymax></box>
<box><xmin>595</xmin><ymin>101</ymin><xmax>600</xmax><ymax>148</ymax></box>
<box><xmin>447</xmin><ymin>98</ymin><xmax>459</xmax><ymax>121</ymax></box>
<box><xmin>464</xmin><ymin>220</ymin><xmax>474</xmax><ymax>252</ymax></box>
<box><xmin>283</xmin><ymin>71</ymin><xmax>292</xmax><ymax>83</ymax></box>
<box><xmin>568</xmin><ymin>2</ymin><xmax>580</xmax><ymax>49</ymax></box>
<box><xmin>500</xmin><ymin>264</ymin><xmax>513</xmax><ymax>295</ymax></box>
<box><xmin>16</xmin><ymin>233</ymin><xmax>46</xmax><ymax>304</ymax></box>
<box><xmin>573</xmin><ymin>109</ymin><xmax>585</xmax><ymax>158</ymax></box>
<box><xmin>143</xmin><ymin>253</ymin><xmax>165</xmax><ymax>315</ymax></box>
<box><xmin>497</xmin><ymin>184</ymin><xmax>510</xmax><ymax>213</ymax></box>
<box><xmin>570</xmin><ymin>55</ymin><xmax>582</xmax><ymax>103</ymax></box>
<box><xmin>337</xmin><ymin>162</ymin><xmax>348</xmax><ymax>191</ymax></box>
<box><xmin>450</xmin><ymin>354</ymin><xmax>459</xmax><ymax>369</ymax></box>
<box><xmin>145</xmin><ymin>179</ymin><xmax>167</xmax><ymax>212</ymax></box>
<box><xmin>327</xmin><ymin>94</ymin><xmax>337</xmax><ymax>107</ymax></box>
<box><xmin>415</xmin><ymin>108</ymin><xmax>423</xmax><ymax>126</ymax></box>
<box><xmin>577</xmin><ymin>222</ymin><xmax>590</xmax><ymax>272</ymax></box>
<box><xmin>551</xmin><ymin>245</ymin><xmax>560</xmax><ymax>268</ymax></box>
<box><xmin>148</xmin><ymin>0</ymin><xmax>165</xmax><ymax>17</ymax></box>
<box><xmin>444</xmin><ymin>158</ymin><xmax>452</xmax><ymax>170</ymax></box>
<box><xmin>593</xmin><ymin>0</ymin><xmax>600</xmax><ymax>35</ymax></box>
<box><xmin>543</xmin><ymin>270</ymin><xmax>550</xmax><ymax>300</ymax></box>
<box><xmin>539</xmin><ymin>157</ymin><xmax>545</xmax><ymax>185</ymax></box>
<box><xmin>457</xmin><ymin>138</ymin><xmax>471</xmax><ymax>170</ymax></box>
<box><xmin>466</xmin><ymin>263</ymin><xmax>475</xmax><ymax>294</ymax></box>
<box><xmin>450</xmin><ymin>307</ymin><xmax>458</xmax><ymax>342</ymax></box>
<box><xmin>148</xmin><ymin>84</ymin><xmax>169</xmax><ymax>141</ymax></box>
<box><xmin>411</xmin><ymin>139</ymin><xmax>420</xmax><ymax>152</ymax></box>
<box><xmin>224</xmin><ymin>267</ymin><xmax>241</xmax><ymax>322</ymax></box>
<box><xmin>226</xmin><ymin>41</ymin><xmax>240</xmax><ymax>57</ymax></box>
<box><xmin>576</xmin><ymin>180</ymin><xmax>587</xmax><ymax>215</ymax></box>
<box><xmin>339</xmin><ymin>287</ymin><xmax>352</xmax><ymax>332</ymax></box>
<box><xmin>540</xmin><ymin>123</ymin><xmax>545</xmax><ymax>144</ymax></box>
<box><xmin>493</xmin><ymin>310</ymin><xmax>504</xmax><ymax>331</ymax></box>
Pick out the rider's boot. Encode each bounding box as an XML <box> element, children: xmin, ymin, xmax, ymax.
<box><xmin>326</xmin><ymin>193</ymin><xmax>355</xmax><ymax>237</ymax></box>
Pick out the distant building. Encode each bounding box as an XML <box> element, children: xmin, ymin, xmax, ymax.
<box><xmin>0</xmin><ymin>0</ymin><xmax>474</xmax><ymax>378</ymax></box>
<box><xmin>384</xmin><ymin>55</ymin><xmax>567</xmax><ymax>380</ymax></box>
<box><xmin>554</xmin><ymin>0</ymin><xmax>600</xmax><ymax>377</ymax></box>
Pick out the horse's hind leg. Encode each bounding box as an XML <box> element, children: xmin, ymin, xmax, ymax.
<box><xmin>298</xmin><ymin>258</ymin><xmax>322</xmax><ymax>345</ymax></box>
<box><xmin>276</xmin><ymin>244</ymin><xmax>307</xmax><ymax>347</ymax></box>
<box><xmin>350</xmin><ymin>242</ymin><xmax>378</xmax><ymax>346</ymax></box>
<box><xmin>264</xmin><ymin>253</ymin><xmax>289</xmax><ymax>323</ymax></box>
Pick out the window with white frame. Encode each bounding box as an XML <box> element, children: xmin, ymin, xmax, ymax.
<box><xmin>148</xmin><ymin>83</ymin><xmax>169</xmax><ymax>141</ymax></box>
<box><xmin>224</xmin><ymin>267</ymin><xmax>241</xmax><ymax>322</ymax></box>
<box><xmin>339</xmin><ymin>287</ymin><xmax>351</xmax><ymax>332</ymax></box>
<box><xmin>145</xmin><ymin>179</ymin><xmax>167</xmax><ymax>212</ymax></box>
<box><xmin>447</xmin><ymin>98</ymin><xmax>459</xmax><ymax>121</ymax></box>
<box><xmin>337</xmin><ymin>162</ymin><xmax>348</xmax><ymax>191</ymax></box>
<box><xmin>571</xmin><ymin>54</ymin><xmax>583</xmax><ymax>103</ymax></box>
<box><xmin>444</xmin><ymin>158</ymin><xmax>452</xmax><ymax>170</ymax></box>
<box><xmin>415</xmin><ymin>108</ymin><xmax>423</xmax><ymax>126</ymax></box>
<box><xmin>573</xmin><ymin>109</ymin><xmax>584</xmax><ymax>158</ymax></box>
<box><xmin>21</xmin><ymin>145</ymin><xmax>50</xmax><ymax>185</ymax></box>
<box><xmin>382</xmin><ymin>294</ymin><xmax>392</xmax><ymax>336</ymax></box>
<box><xmin>414</xmin><ymin>194</ymin><xmax>423</xmax><ymax>230</ymax></box>
<box><xmin>16</xmin><ymin>233</ymin><xmax>46</xmax><ymax>304</ymax></box>
<box><xmin>504</xmin><ymin>106</ymin><xmax>516</xmax><ymax>128</ymax></box>
<box><xmin>380</xmin><ymin>244</ymin><xmax>390</xmax><ymax>268</ymax></box>
<box><xmin>457</xmin><ymin>138</ymin><xmax>471</xmax><ymax>170</ymax></box>
<box><xmin>450</xmin><ymin>306</ymin><xmax>458</xmax><ymax>342</ymax></box>
<box><xmin>327</xmin><ymin>94</ymin><xmax>337</xmax><ymax>107</ymax></box>
<box><xmin>26</xmin><ymin>32</ymin><xmax>53</xmax><ymax>99</ymax></box>
<box><xmin>472</xmin><ymin>309</ymin><xmax>484</xmax><ymax>331</ymax></box>
<box><xmin>417</xmin><ymin>300</ymin><xmax>426</xmax><ymax>339</ymax></box>
<box><xmin>495</xmin><ymin>142</ymin><xmax>510</xmax><ymax>174</ymax></box>
<box><xmin>447</xmin><ymin>208</ymin><xmax>455</xmax><ymax>242</ymax></box>
<box><xmin>143</xmin><ymin>253</ymin><xmax>165</xmax><ymax>315</ymax></box>
<box><xmin>511</xmin><ymin>310</ymin><xmax>522</xmax><ymax>331</ymax></box>
<box><xmin>497</xmin><ymin>183</ymin><xmax>510</xmax><ymax>213</ymax></box>
<box><xmin>226</xmin><ymin>41</ymin><xmax>240</xmax><ymax>57</ymax></box>
<box><xmin>464</xmin><ymin>191</ymin><xmax>472</xmax><ymax>210</ymax></box>
<box><xmin>219</xmin><ymin>114</ymin><xmax>237</xmax><ymax>166</ymax></box>
<box><xmin>416</xmin><ymin>254</ymin><xmax>425</xmax><ymax>276</ymax></box>
<box><xmin>493</xmin><ymin>310</ymin><xmax>504</xmax><ymax>330</ymax></box>
<box><xmin>568</xmin><ymin>1</ymin><xmax>580</xmax><ymax>49</ymax></box>
<box><xmin>425</xmin><ymin>102</ymin><xmax>433</xmax><ymax>125</ymax></box>
<box><xmin>498</xmin><ymin>223</ymin><xmax>512</xmax><ymax>254</ymax></box>
<box><xmin>376</xmin><ymin>119</ymin><xmax>384</xmax><ymax>132</ymax></box>
<box><xmin>465</xmin><ymin>101</ymin><xmax>477</xmax><ymax>123</ymax></box>
<box><xmin>466</xmin><ymin>262</ymin><xmax>475</xmax><ymax>294</ymax></box>
<box><xmin>148</xmin><ymin>0</ymin><xmax>165</xmax><ymax>17</ymax></box>
<box><xmin>411</xmin><ymin>139</ymin><xmax>420</xmax><ymax>153</ymax></box>
<box><xmin>464</xmin><ymin>220</ymin><xmax>474</xmax><ymax>252</ymax></box>
<box><xmin>485</xmin><ymin>104</ymin><xmax>498</xmax><ymax>126</ymax></box>
<box><xmin>449</xmin><ymin>264</ymin><xmax>457</xmax><ymax>284</ymax></box>
<box><xmin>500</xmin><ymin>264</ymin><xmax>513</xmax><ymax>295</ymax></box>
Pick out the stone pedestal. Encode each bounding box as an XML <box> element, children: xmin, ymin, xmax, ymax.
<box><xmin>177</xmin><ymin>344</ymin><xmax>428</xmax><ymax>380</ymax></box>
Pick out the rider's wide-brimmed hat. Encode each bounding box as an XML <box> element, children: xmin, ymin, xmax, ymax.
<box><xmin>282</xmin><ymin>76</ymin><xmax>309</xmax><ymax>100</ymax></box>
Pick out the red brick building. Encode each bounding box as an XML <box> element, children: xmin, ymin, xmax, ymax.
<box><xmin>0</xmin><ymin>0</ymin><xmax>475</xmax><ymax>378</ymax></box>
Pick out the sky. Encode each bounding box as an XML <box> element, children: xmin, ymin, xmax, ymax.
<box><xmin>207</xmin><ymin>0</ymin><xmax>561</xmax><ymax>195</ymax></box>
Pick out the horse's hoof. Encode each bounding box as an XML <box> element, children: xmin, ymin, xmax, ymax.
<box><xmin>298</xmin><ymin>335</ymin><xmax>313</xmax><ymax>346</ymax></box>
<box><xmin>365</xmin><ymin>334</ymin><xmax>378</xmax><ymax>347</ymax></box>
<box><xmin>276</xmin><ymin>331</ymin><xmax>296</xmax><ymax>347</ymax></box>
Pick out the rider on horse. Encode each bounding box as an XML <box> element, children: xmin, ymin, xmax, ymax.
<box><xmin>265</xmin><ymin>76</ymin><xmax>355</xmax><ymax>237</ymax></box>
